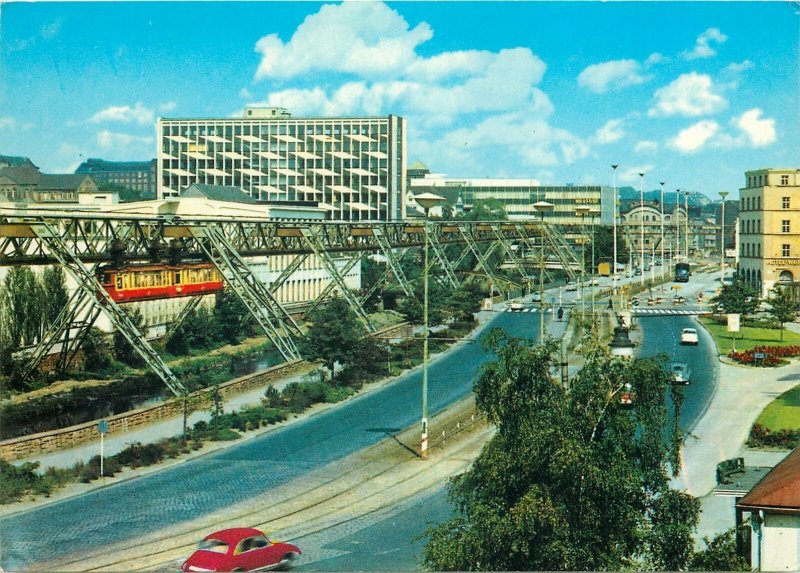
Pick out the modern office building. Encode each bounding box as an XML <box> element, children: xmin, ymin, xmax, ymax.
<box><xmin>738</xmin><ymin>168</ymin><xmax>800</xmax><ymax>296</ymax></box>
<box><xmin>157</xmin><ymin>107</ymin><xmax>406</xmax><ymax>221</ymax></box>
<box><xmin>75</xmin><ymin>158</ymin><xmax>157</xmax><ymax>197</ymax></box>
<box><xmin>407</xmin><ymin>171</ymin><xmax>614</xmax><ymax>226</ymax></box>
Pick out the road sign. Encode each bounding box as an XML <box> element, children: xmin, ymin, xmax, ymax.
<box><xmin>98</xmin><ymin>418</ymin><xmax>109</xmax><ymax>434</ymax></box>
<box><xmin>754</xmin><ymin>352</ymin><xmax>766</xmax><ymax>360</ymax></box>
<box><xmin>727</xmin><ymin>314</ymin><xmax>740</xmax><ymax>333</ymax></box>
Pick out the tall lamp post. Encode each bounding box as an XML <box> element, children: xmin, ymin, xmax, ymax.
<box><xmin>611</xmin><ymin>164</ymin><xmax>619</xmax><ymax>303</ymax></box>
<box><xmin>590</xmin><ymin>208</ymin><xmax>600</xmax><ymax>320</ymax></box>
<box><xmin>675</xmin><ymin>189</ymin><xmax>681</xmax><ymax>263</ymax></box>
<box><xmin>414</xmin><ymin>192</ymin><xmax>445</xmax><ymax>459</ymax></box>
<box><xmin>659</xmin><ymin>181</ymin><xmax>665</xmax><ymax>288</ymax></box>
<box><xmin>575</xmin><ymin>205</ymin><xmax>590</xmax><ymax>322</ymax></box>
<box><xmin>639</xmin><ymin>172</ymin><xmax>645</xmax><ymax>286</ymax></box>
<box><xmin>685</xmin><ymin>191</ymin><xmax>690</xmax><ymax>260</ymax></box>
<box><xmin>534</xmin><ymin>200</ymin><xmax>554</xmax><ymax>342</ymax></box>
<box><xmin>720</xmin><ymin>191</ymin><xmax>729</xmax><ymax>284</ymax></box>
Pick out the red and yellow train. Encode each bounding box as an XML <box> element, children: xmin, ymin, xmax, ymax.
<box><xmin>97</xmin><ymin>263</ymin><xmax>225</xmax><ymax>303</ymax></box>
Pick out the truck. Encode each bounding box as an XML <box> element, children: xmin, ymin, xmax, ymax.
<box><xmin>597</xmin><ymin>262</ymin><xmax>611</xmax><ymax>277</ymax></box>
<box><xmin>675</xmin><ymin>262</ymin><xmax>690</xmax><ymax>282</ymax></box>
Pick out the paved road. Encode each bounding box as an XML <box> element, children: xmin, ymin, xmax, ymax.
<box><xmin>0</xmin><ymin>311</ymin><xmax>545</xmax><ymax>571</ymax></box>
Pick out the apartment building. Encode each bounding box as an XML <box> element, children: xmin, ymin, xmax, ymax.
<box><xmin>738</xmin><ymin>168</ymin><xmax>800</xmax><ymax>296</ymax></box>
<box><xmin>75</xmin><ymin>158</ymin><xmax>157</xmax><ymax>197</ymax></box>
<box><xmin>157</xmin><ymin>107</ymin><xmax>406</xmax><ymax>221</ymax></box>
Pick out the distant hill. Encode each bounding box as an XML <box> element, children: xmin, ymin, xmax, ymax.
<box><xmin>617</xmin><ymin>187</ymin><xmax>712</xmax><ymax>206</ymax></box>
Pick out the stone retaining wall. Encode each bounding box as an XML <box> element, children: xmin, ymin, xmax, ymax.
<box><xmin>1</xmin><ymin>321</ymin><xmax>411</xmax><ymax>462</ymax></box>
<box><xmin>0</xmin><ymin>359</ymin><xmax>308</xmax><ymax>461</ymax></box>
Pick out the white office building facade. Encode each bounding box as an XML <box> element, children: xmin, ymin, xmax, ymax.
<box><xmin>157</xmin><ymin>109</ymin><xmax>406</xmax><ymax>221</ymax></box>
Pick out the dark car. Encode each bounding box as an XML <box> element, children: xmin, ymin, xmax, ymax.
<box><xmin>181</xmin><ymin>528</ymin><xmax>301</xmax><ymax>572</ymax></box>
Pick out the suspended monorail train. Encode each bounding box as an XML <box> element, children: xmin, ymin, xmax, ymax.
<box><xmin>97</xmin><ymin>263</ymin><xmax>225</xmax><ymax>303</ymax></box>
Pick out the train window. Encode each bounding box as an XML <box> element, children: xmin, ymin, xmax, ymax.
<box><xmin>116</xmin><ymin>276</ymin><xmax>122</xmax><ymax>289</ymax></box>
<box><xmin>101</xmin><ymin>273</ymin><xmax>111</xmax><ymax>284</ymax></box>
<box><xmin>175</xmin><ymin>272</ymin><xmax>181</xmax><ymax>285</ymax></box>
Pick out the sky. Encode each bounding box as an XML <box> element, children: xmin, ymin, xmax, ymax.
<box><xmin>1</xmin><ymin>1</ymin><xmax>798</xmax><ymax>199</ymax></box>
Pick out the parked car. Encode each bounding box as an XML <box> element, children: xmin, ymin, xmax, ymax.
<box><xmin>181</xmin><ymin>528</ymin><xmax>301</xmax><ymax>572</ymax></box>
<box><xmin>680</xmin><ymin>328</ymin><xmax>699</xmax><ymax>345</ymax></box>
<box><xmin>671</xmin><ymin>362</ymin><xmax>691</xmax><ymax>384</ymax></box>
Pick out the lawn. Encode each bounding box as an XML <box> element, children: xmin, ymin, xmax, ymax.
<box><xmin>698</xmin><ymin>317</ymin><xmax>800</xmax><ymax>355</ymax></box>
<box><xmin>755</xmin><ymin>384</ymin><xmax>800</xmax><ymax>432</ymax></box>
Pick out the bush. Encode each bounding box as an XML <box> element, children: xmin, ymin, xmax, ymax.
<box><xmin>729</xmin><ymin>345</ymin><xmax>800</xmax><ymax>366</ymax></box>
<box><xmin>282</xmin><ymin>381</ymin><xmax>327</xmax><ymax>413</ymax></box>
<box><xmin>748</xmin><ymin>423</ymin><xmax>800</xmax><ymax>449</ymax></box>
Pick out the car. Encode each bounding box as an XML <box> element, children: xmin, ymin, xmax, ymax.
<box><xmin>631</xmin><ymin>298</ymin><xmax>641</xmax><ymax>307</ymax></box>
<box><xmin>634</xmin><ymin>268</ymin><xmax>642</xmax><ymax>276</ymax></box>
<box><xmin>680</xmin><ymin>328</ymin><xmax>699</xmax><ymax>345</ymax></box>
<box><xmin>509</xmin><ymin>301</ymin><xmax>524</xmax><ymax>311</ymax></box>
<box><xmin>671</xmin><ymin>362</ymin><xmax>691</xmax><ymax>384</ymax></box>
<box><xmin>588</xmin><ymin>278</ymin><xmax>600</xmax><ymax>286</ymax></box>
<box><xmin>565</xmin><ymin>281</ymin><xmax>578</xmax><ymax>292</ymax></box>
<box><xmin>673</xmin><ymin>295</ymin><xmax>686</xmax><ymax>305</ymax></box>
<box><xmin>531</xmin><ymin>292</ymin><xmax>542</xmax><ymax>302</ymax></box>
<box><xmin>181</xmin><ymin>528</ymin><xmax>301</xmax><ymax>572</ymax></box>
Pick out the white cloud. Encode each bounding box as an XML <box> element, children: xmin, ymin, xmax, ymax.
<box><xmin>634</xmin><ymin>140</ymin><xmax>658</xmax><ymax>153</ymax></box>
<box><xmin>89</xmin><ymin>102</ymin><xmax>154</xmax><ymax>125</ymax></box>
<box><xmin>619</xmin><ymin>165</ymin><xmax>655</xmax><ymax>184</ymax></box>
<box><xmin>734</xmin><ymin>108</ymin><xmax>776</xmax><ymax>147</ymax></box>
<box><xmin>683</xmin><ymin>27</ymin><xmax>727</xmax><ymax>60</ymax></box>
<box><xmin>254</xmin><ymin>2</ymin><xmax>432</xmax><ymax>80</ymax></box>
<box><xmin>594</xmin><ymin>119</ymin><xmax>624</xmax><ymax>144</ymax></box>
<box><xmin>669</xmin><ymin>120</ymin><xmax>720</xmax><ymax>153</ymax></box>
<box><xmin>648</xmin><ymin>72</ymin><xmax>726</xmax><ymax>117</ymax></box>
<box><xmin>644</xmin><ymin>53</ymin><xmax>667</xmax><ymax>67</ymax></box>
<box><xmin>96</xmin><ymin>130</ymin><xmax>154</xmax><ymax>155</ymax></box>
<box><xmin>239</xmin><ymin>88</ymin><xmax>253</xmax><ymax>100</ymax></box>
<box><xmin>0</xmin><ymin>117</ymin><xmax>15</xmax><ymax>130</ymax></box>
<box><xmin>577</xmin><ymin>59</ymin><xmax>647</xmax><ymax>94</ymax></box>
<box><xmin>725</xmin><ymin>60</ymin><xmax>754</xmax><ymax>74</ymax></box>
<box><xmin>158</xmin><ymin>101</ymin><xmax>176</xmax><ymax>114</ymax></box>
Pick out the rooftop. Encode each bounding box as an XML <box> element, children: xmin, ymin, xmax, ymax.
<box><xmin>738</xmin><ymin>445</ymin><xmax>800</xmax><ymax>512</ymax></box>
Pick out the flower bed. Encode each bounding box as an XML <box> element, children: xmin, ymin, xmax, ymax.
<box><xmin>729</xmin><ymin>345</ymin><xmax>800</xmax><ymax>366</ymax></box>
<box><xmin>748</xmin><ymin>423</ymin><xmax>800</xmax><ymax>449</ymax></box>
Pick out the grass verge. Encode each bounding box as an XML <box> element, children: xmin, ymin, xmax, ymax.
<box><xmin>755</xmin><ymin>384</ymin><xmax>800</xmax><ymax>432</ymax></box>
<box><xmin>698</xmin><ymin>317</ymin><xmax>800</xmax><ymax>355</ymax></box>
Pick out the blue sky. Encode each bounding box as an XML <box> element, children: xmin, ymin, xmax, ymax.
<box><xmin>1</xmin><ymin>1</ymin><xmax>797</xmax><ymax>198</ymax></box>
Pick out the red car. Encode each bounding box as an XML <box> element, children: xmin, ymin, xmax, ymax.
<box><xmin>181</xmin><ymin>527</ymin><xmax>301</xmax><ymax>572</ymax></box>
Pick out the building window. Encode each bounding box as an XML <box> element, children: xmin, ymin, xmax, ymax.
<box><xmin>783</xmin><ymin>197</ymin><xmax>791</xmax><ymax>209</ymax></box>
<box><xmin>782</xmin><ymin>220</ymin><xmax>791</xmax><ymax>233</ymax></box>
<box><xmin>781</xmin><ymin>175</ymin><xmax>789</xmax><ymax>186</ymax></box>
<box><xmin>746</xmin><ymin>244</ymin><xmax>750</xmax><ymax>257</ymax></box>
<box><xmin>783</xmin><ymin>244</ymin><xmax>791</xmax><ymax>257</ymax></box>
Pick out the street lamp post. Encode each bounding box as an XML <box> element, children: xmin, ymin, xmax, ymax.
<box><xmin>413</xmin><ymin>192</ymin><xmax>445</xmax><ymax>460</ymax></box>
<box><xmin>534</xmin><ymin>201</ymin><xmax>554</xmax><ymax>342</ymax></box>
<box><xmin>660</xmin><ymin>181</ymin><xmax>665</xmax><ymax>289</ymax></box>
<box><xmin>639</xmin><ymin>172</ymin><xmax>645</xmax><ymax>286</ymax></box>
<box><xmin>575</xmin><ymin>205</ymin><xmax>590</xmax><ymax>322</ymax></box>
<box><xmin>612</xmin><ymin>164</ymin><xmax>619</xmax><ymax>304</ymax></box>
<box><xmin>720</xmin><ymin>191</ymin><xmax>729</xmax><ymax>284</ymax></box>
<box><xmin>590</xmin><ymin>208</ymin><xmax>600</xmax><ymax>321</ymax></box>
<box><xmin>676</xmin><ymin>189</ymin><xmax>681</xmax><ymax>263</ymax></box>
<box><xmin>684</xmin><ymin>191</ymin><xmax>690</xmax><ymax>260</ymax></box>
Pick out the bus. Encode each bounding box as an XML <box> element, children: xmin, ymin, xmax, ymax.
<box><xmin>675</xmin><ymin>262</ymin><xmax>690</xmax><ymax>282</ymax></box>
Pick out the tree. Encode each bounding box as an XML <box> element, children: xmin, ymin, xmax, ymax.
<box><xmin>112</xmin><ymin>306</ymin><xmax>145</xmax><ymax>366</ymax></box>
<box><xmin>41</xmin><ymin>266</ymin><xmax>69</xmax><ymax>327</ymax></box>
<box><xmin>82</xmin><ymin>327</ymin><xmax>112</xmax><ymax>372</ymax></box>
<box><xmin>766</xmin><ymin>285</ymin><xmax>797</xmax><ymax>341</ymax></box>
<box><xmin>712</xmin><ymin>280</ymin><xmax>760</xmax><ymax>316</ymax></box>
<box><xmin>445</xmin><ymin>282</ymin><xmax>484</xmax><ymax>322</ymax></box>
<box><xmin>423</xmin><ymin>331</ymin><xmax>695</xmax><ymax>571</ymax></box>
<box><xmin>300</xmin><ymin>297</ymin><xmax>367</xmax><ymax>384</ymax></box>
<box><xmin>1</xmin><ymin>266</ymin><xmax>44</xmax><ymax>347</ymax></box>
<box><xmin>213</xmin><ymin>289</ymin><xmax>251</xmax><ymax>344</ymax></box>
<box><xmin>689</xmin><ymin>527</ymin><xmax>749</xmax><ymax>571</ymax></box>
<box><xmin>585</xmin><ymin>225</ymin><xmax>629</xmax><ymax>271</ymax></box>
<box><xmin>359</xmin><ymin>256</ymin><xmax>384</xmax><ymax>312</ymax></box>
<box><xmin>462</xmin><ymin>198</ymin><xmax>508</xmax><ymax>221</ymax></box>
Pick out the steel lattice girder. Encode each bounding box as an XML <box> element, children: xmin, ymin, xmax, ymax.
<box><xmin>162</xmin><ymin>296</ymin><xmax>203</xmax><ymax>343</ymax></box>
<box><xmin>1</xmin><ymin>215</ymin><xmax>555</xmax><ymax>265</ymax></box>
<box><xmin>189</xmin><ymin>225</ymin><xmax>302</xmax><ymax>361</ymax></box>
<box><xmin>28</xmin><ymin>222</ymin><xmax>187</xmax><ymax>396</ymax></box>
<box><xmin>305</xmin><ymin>253</ymin><xmax>362</xmax><ymax>315</ymax></box>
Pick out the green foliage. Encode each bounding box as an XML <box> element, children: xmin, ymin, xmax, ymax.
<box><xmin>766</xmin><ymin>285</ymin><xmax>797</xmax><ymax>341</ymax></box>
<box><xmin>112</xmin><ymin>306</ymin><xmax>145</xmax><ymax>367</ymax></box>
<box><xmin>423</xmin><ymin>331</ymin><xmax>692</xmax><ymax>571</ymax></box>
<box><xmin>712</xmin><ymin>280</ymin><xmax>760</xmax><ymax>316</ymax></box>
<box><xmin>461</xmin><ymin>198</ymin><xmax>508</xmax><ymax>221</ymax></box>
<box><xmin>360</xmin><ymin>256</ymin><xmax>384</xmax><ymax>312</ymax></box>
<box><xmin>689</xmin><ymin>527</ymin><xmax>750</xmax><ymax>571</ymax></box>
<box><xmin>41</xmin><ymin>266</ymin><xmax>69</xmax><ymax>326</ymax></box>
<box><xmin>214</xmin><ymin>289</ymin><xmax>252</xmax><ymax>344</ymax></box>
<box><xmin>81</xmin><ymin>327</ymin><xmax>113</xmax><ymax>372</ymax></box>
<box><xmin>647</xmin><ymin>490</ymin><xmax>701</xmax><ymax>570</ymax></box>
<box><xmin>1</xmin><ymin>266</ymin><xmax>44</xmax><ymax>347</ymax></box>
<box><xmin>300</xmin><ymin>297</ymin><xmax>368</xmax><ymax>384</ymax></box>
<box><xmin>589</xmin><ymin>225</ymin><xmax>629</xmax><ymax>268</ymax></box>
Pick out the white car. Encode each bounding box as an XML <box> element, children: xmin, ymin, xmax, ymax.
<box><xmin>671</xmin><ymin>362</ymin><xmax>691</xmax><ymax>384</ymax></box>
<box><xmin>565</xmin><ymin>281</ymin><xmax>578</xmax><ymax>292</ymax></box>
<box><xmin>680</xmin><ymin>328</ymin><xmax>699</xmax><ymax>345</ymax></box>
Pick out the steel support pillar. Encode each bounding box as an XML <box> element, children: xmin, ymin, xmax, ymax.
<box><xmin>305</xmin><ymin>253</ymin><xmax>362</xmax><ymax>315</ymax></box>
<box><xmin>299</xmin><ymin>227</ymin><xmax>374</xmax><ymax>332</ymax></box>
<box><xmin>491</xmin><ymin>224</ymin><xmax>533</xmax><ymax>285</ymax></box>
<box><xmin>190</xmin><ymin>225</ymin><xmax>301</xmax><ymax>361</ymax></box>
<box><xmin>427</xmin><ymin>232</ymin><xmax>461</xmax><ymax>289</ymax></box>
<box><xmin>268</xmin><ymin>254</ymin><xmax>310</xmax><ymax>296</ymax></box>
<box><xmin>459</xmin><ymin>227</ymin><xmax>509</xmax><ymax>296</ymax></box>
<box><xmin>29</xmin><ymin>223</ymin><xmax>186</xmax><ymax>396</ymax></box>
